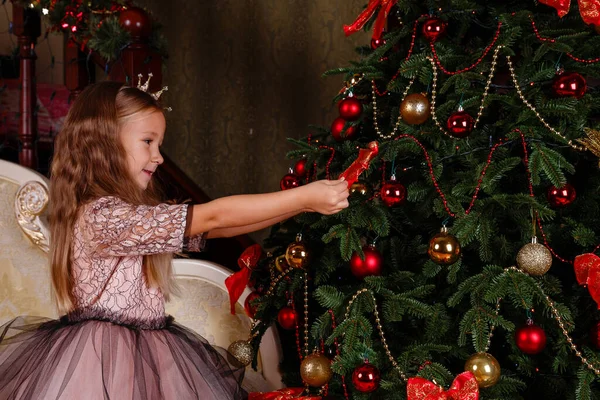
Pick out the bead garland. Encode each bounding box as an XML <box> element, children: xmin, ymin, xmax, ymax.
<box><xmin>371</xmin><ymin>78</ymin><xmax>416</xmax><ymax>140</ymax></box>
<box><xmin>530</xmin><ymin>17</ymin><xmax>600</xmax><ymax>64</ymax></box>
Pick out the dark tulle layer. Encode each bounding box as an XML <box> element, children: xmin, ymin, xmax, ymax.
<box><xmin>0</xmin><ymin>316</ymin><xmax>247</xmax><ymax>400</ymax></box>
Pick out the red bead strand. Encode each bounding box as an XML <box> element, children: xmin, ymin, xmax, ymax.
<box><xmin>329</xmin><ymin>310</ymin><xmax>350</xmax><ymax>399</ymax></box>
<box><xmin>530</xmin><ymin>18</ymin><xmax>600</xmax><ymax>64</ymax></box>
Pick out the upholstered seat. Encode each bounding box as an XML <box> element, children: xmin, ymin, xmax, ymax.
<box><xmin>0</xmin><ymin>159</ymin><xmax>283</xmax><ymax>392</ymax></box>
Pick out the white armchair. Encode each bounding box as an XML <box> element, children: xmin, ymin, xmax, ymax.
<box><xmin>0</xmin><ymin>159</ymin><xmax>283</xmax><ymax>392</ymax></box>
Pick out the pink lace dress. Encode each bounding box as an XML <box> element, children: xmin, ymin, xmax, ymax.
<box><xmin>0</xmin><ymin>196</ymin><xmax>246</xmax><ymax>400</ymax></box>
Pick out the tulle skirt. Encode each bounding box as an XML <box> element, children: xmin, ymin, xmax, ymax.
<box><xmin>0</xmin><ymin>314</ymin><xmax>247</xmax><ymax>400</ymax></box>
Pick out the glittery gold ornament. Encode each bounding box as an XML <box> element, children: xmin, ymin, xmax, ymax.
<box><xmin>285</xmin><ymin>234</ymin><xmax>310</xmax><ymax>269</ymax></box>
<box><xmin>464</xmin><ymin>352</ymin><xmax>501</xmax><ymax>388</ymax></box>
<box><xmin>427</xmin><ymin>226</ymin><xmax>461</xmax><ymax>265</ymax></box>
<box><xmin>516</xmin><ymin>237</ymin><xmax>552</xmax><ymax>276</ymax></box>
<box><xmin>350</xmin><ymin>182</ymin><xmax>371</xmax><ymax>197</ymax></box>
<box><xmin>300</xmin><ymin>353</ymin><xmax>333</xmax><ymax>387</ymax></box>
<box><xmin>275</xmin><ymin>255</ymin><xmax>289</xmax><ymax>273</ymax></box>
<box><xmin>227</xmin><ymin>340</ymin><xmax>253</xmax><ymax>367</ymax></box>
<box><xmin>400</xmin><ymin>93</ymin><xmax>431</xmax><ymax>125</ymax></box>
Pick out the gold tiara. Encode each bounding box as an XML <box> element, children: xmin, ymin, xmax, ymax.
<box><xmin>136</xmin><ymin>73</ymin><xmax>171</xmax><ymax>111</ymax></box>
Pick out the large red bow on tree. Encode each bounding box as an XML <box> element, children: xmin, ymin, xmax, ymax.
<box><xmin>407</xmin><ymin>372</ymin><xmax>479</xmax><ymax>400</ymax></box>
<box><xmin>344</xmin><ymin>0</ymin><xmax>398</xmax><ymax>40</ymax></box>
<box><xmin>338</xmin><ymin>141</ymin><xmax>379</xmax><ymax>187</ymax></box>
<box><xmin>225</xmin><ymin>244</ymin><xmax>262</xmax><ymax>315</ymax></box>
<box><xmin>248</xmin><ymin>388</ymin><xmax>321</xmax><ymax>400</ymax></box>
<box><xmin>538</xmin><ymin>0</ymin><xmax>600</xmax><ymax>25</ymax></box>
<box><xmin>574</xmin><ymin>253</ymin><xmax>600</xmax><ymax>308</ymax></box>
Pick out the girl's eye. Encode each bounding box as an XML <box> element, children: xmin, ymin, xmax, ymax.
<box><xmin>144</xmin><ymin>139</ymin><xmax>152</xmax><ymax>144</ymax></box>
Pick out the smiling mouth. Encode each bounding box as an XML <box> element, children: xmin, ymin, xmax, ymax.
<box><xmin>143</xmin><ymin>169</ymin><xmax>154</xmax><ymax>176</ymax></box>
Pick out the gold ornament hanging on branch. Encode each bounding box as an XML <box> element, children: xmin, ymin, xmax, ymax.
<box><xmin>516</xmin><ymin>236</ymin><xmax>552</xmax><ymax>276</ymax></box>
<box><xmin>576</xmin><ymin>128</ymin><xmax>600</xmax><ymax>167</ymax></box>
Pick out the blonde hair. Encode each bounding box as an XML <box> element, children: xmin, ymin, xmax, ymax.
<box><xmin>50</xmin><ymin>81</ymin><xmax>175</xmax><ymax>313</ymax></box>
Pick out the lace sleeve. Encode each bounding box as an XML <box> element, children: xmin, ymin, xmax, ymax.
<box><xmin>80</xmin><ymin>196</ymin><xmax>189</xmax><ymax>256</ymax></box>
<box><xmin>182</xmin><ymin>204</ymin><xmax>207</xmax><ymax>252</ymax></box>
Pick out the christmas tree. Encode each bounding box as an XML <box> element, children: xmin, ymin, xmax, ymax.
<box><xmin>235</xmin><ymin>1</ymin><xmax>600</xmax><ymax>399</ymax></box>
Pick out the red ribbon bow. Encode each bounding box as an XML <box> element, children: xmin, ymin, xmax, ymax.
<box><xmin>338</xmin><ymin>141</ymin><xmax>379</xmax><ymax>187</ymax></box>
<box><xmin>344</xmin><ymin>0</ymin><xmax>398</xmax><ymax>41</ymax></box>
<box><xmin>225</xmin><ymin>244</ymin><xmax>262</xmax><ymax>315</ymax></box>
<box><xmin>538</xmin><ymin>0</ymin><xmax>600</xmax><ymax>25</ymax></box>
<box><xmin>248</xmin><ymin>388</ymin><xmax>321</xmax><ymax>400</ymax></box>
<box><xmin>407</xmin><ymin>372</ymin><xmax>479</xmax><ymax>400</ymax></box>
<box><xmin>574</xmin><ymin>253</ymin><xmax>600</xmax><ymax>308</ymax></box>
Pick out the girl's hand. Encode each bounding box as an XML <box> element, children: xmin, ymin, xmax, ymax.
<box><xmin>302</xmin><ymin>178</ymin><xmax>349</xmax><ymax>215</ymax></box>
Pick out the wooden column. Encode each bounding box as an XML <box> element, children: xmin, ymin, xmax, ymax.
<box><xmin>11</xmin><ymin>2</ymin><xmax>41</xmax><ymax>169</ymax></box>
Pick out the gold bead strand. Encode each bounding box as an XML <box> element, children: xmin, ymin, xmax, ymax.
<box><xmin>505</xmin><ymin>56</ymin><xmax>586</xmax><ymax>152</ymax></box>
<box><xmin>304</xmin><ymin>272</ymin><xmax>310</xmax><ymax>357</ymax></box>
<box><xmin>371</xmin><ymin>78</ymin><xmax>415</xmax><ymax>140</ymax></box>
<box><xmin>428</xmin><ymin>57</ymin><xmax>454</xmax><ymax>139</ymax></box>
<box><xmin>474</xmin><ymin>46</ymin><xmax>502</xmax><ymax>128</ymax></box>
<box><xmin>484</xmin><ymin>299</ymin><xmax>502</xmax><ymax>352</ymax></box>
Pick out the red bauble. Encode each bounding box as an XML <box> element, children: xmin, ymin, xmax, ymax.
<box><xmin>552</xmin><ymin>72</ymin><xmax>587</xmax><ymax>99</ymax></box>
<box><xmin>350</xmin><ymin>245</ymin><xmax>383</xmax><ymax>279</ymax></box>
<box><xmin>590</xmin><ymin>323</ymin><xmax>600</xmax><ymax>349</ymax></box>
<box><xmin>352</xmin><ymin>363</ymin><xmax>381</xmax><ymax>393</ymax></box>
<box><xmin>293</xmin><ymin>159</ymin><xmax>308</xmax><ymax>177</ymax></box>
<box><xmin>331</xmin><ymin>117</ymin><xmax>357</xmax><ymax>142</ymax></box>
<box><xmin>380</xmin><ymin>178</ymin><xmax>407</xmax><ymax>207</ymax></box>
<box><xmin>547</xmin><ymin>183</ymin><xmax>576</xmax><ymax>207</ymax></box>
<box><xmin>119</xmin><ymin>7</ymin><xmax>152</xmax><ymax>38</ymax></box>
<box><xmin>338</xmin><ymin>97</ymin><xmax>363</xmax><ymax>121</ymax></box>
<box><xmin>446</xmin><ymin>111</ymin><xmax>475</xmax><ymax>138</ymax></box>
<box><xmin>244</xmin><ymin>292</ymin><xmax>261</xmax><ymax>318</ymax></box>
<box><xmin>280</xmin><ymin>173</ymin><xmax>300</xmax><ymax>190</ymax></box>
<box><xmin>371</xmin><ymin>37</ymin><xmax>386</xmax><ymax>49</ymax></box>
<box><xmin>515</xmin><ymin>323</ymin><xmax>547</xmax><ymax>354</ymax></box>
<box><xmin>422</xmin><ymin>17</ymin><xmax>447</xmax><ymax>42</ymax></box>
<box><xmin>277</xmin><ymin>306</ymin><xmax>297</xmax><ymax>330</ymax></box>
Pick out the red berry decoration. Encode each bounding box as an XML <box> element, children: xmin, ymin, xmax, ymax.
<box><xmin>515</xmin><ymin>321</ymin><xmax>547</xmax><ymax>354</ymax></box>
<box><xmin>280</xmin><ymin>173</ymin><xmax>300</xmax><ymax>190</ymax></box>
<box><xmin>277</xmin><ymin>306</ymin><xmax>297</xmax><ymax>330</ymax></box>
<box><xmin>421</xmin><ymin>17</ymin><xmax>447</xmax><ymax>42</ymax></box>
<box><xmin>350</xmin><ymin>244</ymin><xmax>383</xmax><ymax>279</ymax></box>
<box><xmin>380</xmin><ymin>176</ymin><xmax>407</xmax><ymax>207</ymax></box>
<box><xmin>371</xmin><ymin>37</ymin><xmax>386</xmax><ymax>49</ymax></box>
<box><xmin>352</xmin><ymin>362</ymin><xmax>381</xmax><ymax>393</ymax></box>
<box><xmin>338</xmin><ymin>97</ymin><xmax>363</xmax><ymax>121</ymax></box>
<box><xmin>293</xmin><ymin>159</ymin><xmax>308</xmax><ymax>177</ymax></box>
<box><xmin>446</xmin><ymin>110</ymin><xmax>475</xmax><ymax>138</ymax></box>
<box><xmin>552</xmin><ymin>72</ymin><xmax>587</xmax><ymax>99</ymax></box>
<box><xmin>119</xmin><ymin>7</ymin><xmax>152</xmax><ymax>38</ymax></box>
<box><xmin>244</xmin><ymin>291</ymin><xmax>261</xmax><ymax>318</ymax></box>
<box><xmin>547</xmin><ymin>183</ymin><xmax>576</xmax><ymax>207</ymax></box>
<box><xmin>331</xmin><ymin>117</ymin><xmax>357</xmax><ymax>141</ymax></box>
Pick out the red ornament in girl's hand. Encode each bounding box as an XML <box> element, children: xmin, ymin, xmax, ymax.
<box><xmin>547</xmin><ymin>183</ymin><xmax>576</xmax><ymax>207</ymax></box>
<box><xmin>280</xmin><ymin>173</ymin><xmax>300</xmax><ymax>190</ymax></box>
<box><xmin>552</xmin><ymin>72</ymin><xmax>587</xmax><ymax>99</ymax></box>
<box><xmin>338</xmin><ymin>97</ymin><xmax>363</xmax><ymax>121</ymax></box>
<box><xmin>422</xmin><ymin>17</ymin><xmax>447</xmax><ymax>42</ymax></box>
<box><xmin>350</xmin><ymin>244</ymin><xmax>383</xmax><ymax>279</ymax></box>
<box><xmin>331</xmin><ymin>117</ymin><xmax>357</xmax><ymax>141</ymax></box>
<box><xmin>446</xmin><ymin>111</ymin><xmax>475</xmax><ymax>138</ymax></box>
<box><xmin>277</xmin><ymin>306</ymin><xmax>297</xmax><ymax>330</ymax></box>
<box><xmin>515</xmin><ymin>323</ymin><xmax>547</xmax><ymax>354</ymax></box>
<box><xmin>352</xmin><ymin>363</ymin><xmax>381</xmax><ymax>393</ymax></box>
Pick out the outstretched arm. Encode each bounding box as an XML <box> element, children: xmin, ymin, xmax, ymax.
<box><xmin>186</xmin><ymin>179</ymin><xmax>349</xmax><ymax>238</ymax></box>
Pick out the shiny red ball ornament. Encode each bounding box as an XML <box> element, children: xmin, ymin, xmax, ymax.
<box><xmin>352</xmin><ymin>362</ymin><xmax>381</xmax><ymax>393</ymax></box>
<box><xmin>277</xmin><ymin>306</ymin><xmax>297</xmax><ymax>330</ymax></box>
<box><xmin>515</xmin><ymin>322</ymin><xmax>547</xmax><ymax>354</ymax></box>
<box><xmin>371</xmin><ymin>37</ymin><xmax>386</xmax><ymax>49</ymax></box>
<box><xmin>547</xmin><ymin>183</ymin><xmax>576</xmax><ymax>207</ymax></box>
<box><xmin>338</xmin><ymin>97</ymin><xmax>363</xmax><ymax>121</ymax></box>
<box><xmin>552</xmin><ymin>72</ymin><xmax>587</xmax><ymax>99</ymax></box>
<box><xmin>280</xmin><ymin>173</ymin><xmax>300</xmax><ymax>190</ymax></box>
<box><xmin>380</xmin><ymin>177</ymin><xmax>407</xmax><ymax>207</ymax></box>
<box><xmin>293</xmin><ymin>159</ymin><xmax>308</xmax><ymax>177</ymax></box>
<box><xmin>590</xmin><ymin>323</ymin><xmax>600</xmax><ymax>349</ymax></box>
<box><xmin>421</xmin><ymin>17</ymin><xmax>447</xmax><ymax>42</ymax></box>
<box><xmin>244</xmin><ymin>292</ymin><xmax>261</xmax><ymax>318</ymax></box>
<box><xmin>119</xmin><ymin>7</ymin><xmax>152</xmax><ymax>38</ymax></box>
<box><xmin>350</xmin><ymin>244</ymin><xmax>383</xmax><ymax>279</ymax></box>
<box><xmin>331</xmin><ymin>116</ymin><xmax>357</xmax><ymax>142</ymax></box>
<box><xmin>446</xmin><ymin>110</ymin><xmax>475</xmax><ymax>138</ymax></box>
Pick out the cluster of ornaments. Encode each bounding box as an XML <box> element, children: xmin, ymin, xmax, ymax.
<box><xmin>331</xmin><ymin>96</ymin><xmax>362</xmax><ymax>142</ymax></box>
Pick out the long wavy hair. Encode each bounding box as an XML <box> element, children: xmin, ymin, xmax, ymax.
<box><xmin>49</xmin><ymin>81</ymin><xmax>175</xmax><ymax>313</ymax></box>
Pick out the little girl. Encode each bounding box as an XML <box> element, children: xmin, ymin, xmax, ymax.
<box><xmin>0</xmin><ymin>81</ymin><xmax>349</xmax><ymax>400</ymax></box>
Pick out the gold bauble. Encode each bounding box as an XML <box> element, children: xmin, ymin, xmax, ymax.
<box><xmin>516</xmin><ymin>237</ymin><xmax>552</xmax><ymax>276</ymax></box>
<box><xmin>464</xmin><ymin>352</ymin><xmax>501</xmax><ymax>388</ymax></box>
<box><xmin>227</xmin><ymin>340</ymin><xmax>253</xmax><ymax>367</ymax></box>
<box><xmin>350</xmin><ymin>182</ymin><xmax>371</xmax><ymax>197</ymax></box>
<box><xmin>286</xmin><ymin>234</ymin><xmax>310</xmax><ymax>269</ymax></box>
<box><xmin>300</xmin><ymin>353</ymin><xmax>333</xmax><ymax>387</ymax></box>
<box><xmin>275</xmin><ymin>255</ymin><xmax>289</xmax><ymax>273</ymax></box>
<box><xmin>428</xmin><ymin>226</ymin><xmax>461</xmax><ymax>265</ymax></box>
<box><xmin>400</xmin><ymin>93</ymin><xmax>431</xmax><ymax>125</ymax></box>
